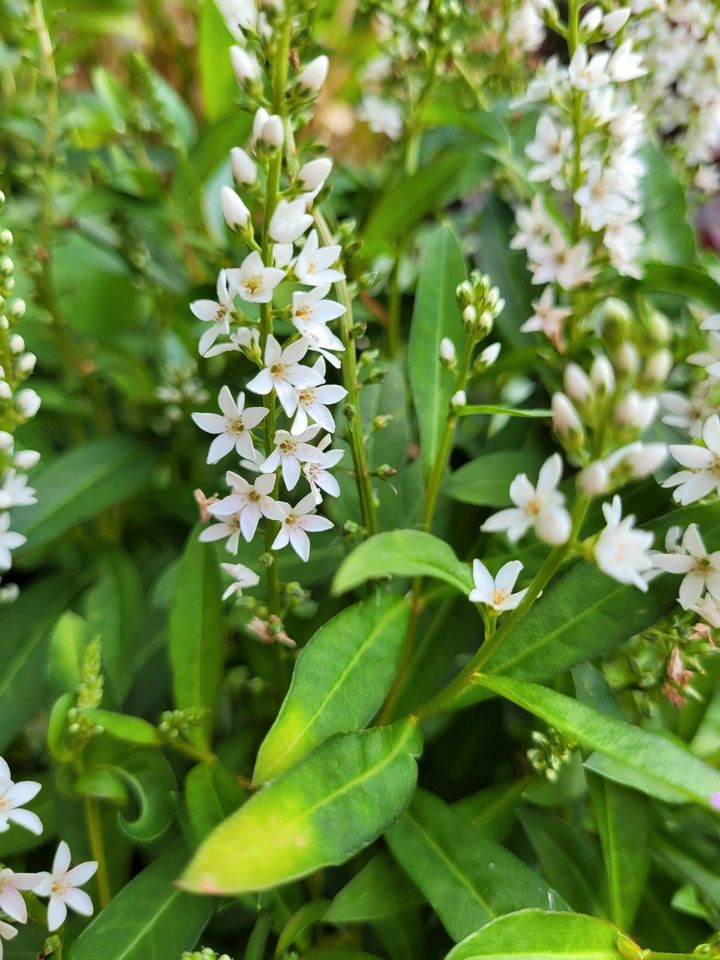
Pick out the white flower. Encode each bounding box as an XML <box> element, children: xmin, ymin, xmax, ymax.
<box><xmin>609</xmin><ymin>40</ymin><xmax>646</xmax><ymax>82</ymax></box>
<box><xmin>192</xmin><ymin>387</ymin><xmax>268</xmax><ymax>464</ymax></box>
<box><xmin>297</xmin><ymin>55</ymin><xmax>329</xmax><ymax>92</ymax></box>
<box><xmin>688</xmin><ymin>330</ymin><xmax>720</xmax><ymax>379</ymax></box>
<box><xmin>16</xmin><ymin>389</ymin><xmax>40</xmax><ymax>419</ymax></box>
<box><xmin>297</xmin><ymin>157</ymin><xmax>332</xmax><ymax>196</ymax></box>
<box><xmin>358</xmin><ymin>95</ymin><xmax>404</xmax><ymax>140</ymax></box>
<box><xmin>33</xmin><ymin>841</ymin><xmax>97</xmax><ymax>932</ymax></box>
<box><xmin>230</xmin><ymin>146</ymin><xmax>257</xmax><ymax>185</ymax></box>
<box><xmin>594</xmin><ymin>495</ymin><xmax>654</xmax><ymax>591</ymax></box>
<box><xmin>0</xmin><ymin>920</ymin><xmax>17</xmax><ymax>958</ymax></box>
<box><xmin>252</xmin><ymin>110</ymin><xmax>283</xmax><ymax>148</ymax></box>
<box><xmin>531</xmin><ymin>236</ymin><xmax>596</xmax><ymax>290</ymax></box>
<box><xmin>564</xmin><ymin>362</ymin><xmax>593</xmax><ymax>405</ymax></box>
<box><xmin>260</xmin><ymin>425</ymin><xmax>325</xmax><ymax>490</ymax></box>
<box><xmin>508</xmin><ymin>0</ymin><xmax>545</xmax><ymax>52</ymax></box>
<box><xmin>230</xmin><ymin>44</ymin><xmax>260</xmax><ymax>84</ymax></box>
<box><xmin>511</xmin><ymin>197</ymin><xmax>558</xmax><ymax>258</ymax></box>
<box><xmin>665</xmin><ymin>415</ymin><xmax>720</xmax><ymax>504</ymax></box>
<box><xmin>0</xmin><ymin>759</ymin><xmax>42</xmax><ymax>835</ymax></box>
<box><xmin>469</xmin><ymin>559</ymin><xmax>528</xmax><ymax>611</ymax></box>
<box><xmin>220</xmin><ymin>186</ymin><xmax>250</xmax><ymax>231</ymax></box>
<box><xmin>226</xmin><ymin>251</ymin><xmax>285</xmax><ymax>304</ymax></box>
<box><xmin>479</xmin><ymin>343</ymin><xmax>501</xmax><ymax>368</ymax></box>
<box><xmin>0</xmin><ymin>469</ymin><xmax>36</xmax><ymax>509</ymax></box>
<box><xmin>0</xmin><ymin>514</ymin><xmax>26</xmax><ymax>573</ymax></box>
<box><xmin>269</xmin><ymin>198</ymin><xmax>313</xmax><ymax>245</ymax></box>
<box><xmin>692</xmin><ymin>595</ymin><xmax>720</xmax><ymax>629</ymax></box>
<box><xmin>294</xmin><ymin>230</ymin><xmax>345</xmax><ymax>286</ymax></box>
<box><xmin>209</xmin><ymin>472</ymin><xmax>284</xmax><ymax>542</ymax></box>
<box><xmin>291</xmin><ymin>359</ymin><xmax>347</xmax><ymax>434</ymax></box>
<box><xmin>216</xmin><ymin>0</ymin><xmax>256</xmax><ymax>40</ymax></box>
<box><xmin>568</xmin><ymin>45</ymin><xmax>611</xmax><ymax>90</ymax></box>
<box><xmin>219</xmin><ymin>562</ymin><xmax>260</xmax><ymax>601</ymax></box>
<box><xmin>202</xmin><ymin>325</ymin><xmax>260</xmax><ymax>359</ymax></box>
<box><xmin>551</xmin><ymin>392</ymin><xmax>582</xmax><ymax>437</ymax></box>
<box><xmin>653</xmin><ymin>523</ymin><xmax>720</xmax><ymax>609</ymax></box>
<box><xmin>199</xmin><ymin>513</ymin><xmax>242</xmax><ymax>554</ymax></box>
<box><xmin>590</xmin><ymin>355</ymin><xmax>616</xmax><ymax>396</ymax></box>
<box><xmin>574</xmin><ymin>163</ymin><xmax>631</xmax><ymax>231</ymax></box>
<box><xmin>521</xmin><ymin>286</ymin><xmax>571</xmax><ymax>350</ymax></box>
<box><xmin>272</xmin><ymin>493</ymin><xmax>333</xmax><ymax>561</ymax></box>
<box><xmin>526</xmin><ymin>115</ymin><xmax>572</xmax><ymax>184</ymax></box>
<box><xmin>246</xmin><ymin>335</ymin><xmax>324</xmax><ymax>416</ymax></box>
<box><xmin>577</xmin><ymin>461</ymin><xmax>610</xmax><ymax>496</ymax></box>
<box><xmin>0</xmin><ymin>868</ymin><xmax>40</xmax><ymax>923</ymax></box>
<box><xmin>191</xmin><ymin>270</ymin><xmax>237</xmax><ymax>356</ymax></box>
<box><xmin>291</xmin><ymin>285</ymin><xmax>345</xmax><ymax>367</ymax></box>
<box><xmin>605</xmin><ymin>441</ymin><xmax>668</xmax><ymax>480</ymax></box>
<box><xmin>481</xmin><ymin>453</ymin><xmax>572</xmax><ymax>545</ymax></box>
<box><xmin>303</xmin><ymin>435</ymin><xmax>344</xmax><ymax>502</ymax></box>
<box><xmin>614</xmin><ymin>390</ymin><xmax>659</xmax><ymax>430</ymax></box>
<box><xmin>603</xmin><ymin>8</ymin><xmax>631</xmax><ymax>36</ymax></box>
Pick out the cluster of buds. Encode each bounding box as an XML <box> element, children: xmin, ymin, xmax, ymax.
<box><xmin>526</xmin><ymin>727</ymin><xmax>576</xmax><ymax>782</ymax></box>
<box><xmin>0</xmin><ymin>192</ymin><xmax>40</xmax><ymax>604</ymax></box>
<box><xmin>67</xmin><ymin>639</ymin><xmax>105</xmax><ymax>750</ymax></box>
<box><xmin>158</xmin><ymin>706</ymin><xmax>209</xmax><ymax>741</ymax></box>
<box><xmin>182</xmin><ymin>950</ymin><xmax>233</xmax><ymax>960</ymax></box>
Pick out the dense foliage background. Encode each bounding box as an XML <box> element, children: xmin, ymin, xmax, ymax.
<box><xmin>2</xmin><ymin>1</ymin><xmax>720</xmax><ymax>959</ymax></box>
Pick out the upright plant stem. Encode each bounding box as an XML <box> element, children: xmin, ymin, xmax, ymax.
<box><xmin>260</xmin><ymin>13</ymin><xmax>293</xmax><ymax>616</ymax></box>
<box><xmin>567</xmin><ymin>0</ymin><xmax>584</xmax><ymax>244</ymax></box>
<box><xmin>81</xmin><ymin>792</ymin><xmax>111</xmax><ymax>908</ymax></box>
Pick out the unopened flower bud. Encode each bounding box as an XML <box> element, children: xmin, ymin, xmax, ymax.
<box><xmin>9</xmin><ymin>334</ymin><xmax>23</xmax><ymax>354</ymax></box>
<box><xmin>536</xmin><ymin>508</ymin><xmax>572</xmax><ymax>546</ymax></box>
<box><xmin>373</xmin><ymin>414</ymin><xmax>394</xmax><ymax>430</ymax></box>
<box><xmin>479</xmin><ymin>342</ymin><xmax>501</xmax><ymax>368</ymax></box>
<box><xmin>456</xmin><ymin>281</ymin><xmax>473</xmax><ymax>305</ymax></box>
<box><xmin>603</xmin><ymin>8</ymin><xmax>631</xmax><ymax>37</ymax></box>
<box><xmin>621</xmin><ymin>442</ymin><xmax>667</xmax><ymax>478</ymax></box>
<box><xmin>7</xmin><ymin>298</ymin><xmax>25</xmax><ymax>321</ymax></box>
<box><xmin>577</xmin><ymin>461</ymin><xmax>609</xmax><ymax>496</ymax></box>
<box><xmin>0</xmin><ymin>431</ymin><xmax>12</xmax><ymax>452</ymax></box>
<box><xmin>451</xmin><ymin>390</ymin><xmax>467</xmax><ymax>410</ymax></box>
<box><xmin>221</xmin><ymin>186</ymin><xmax>250</xmax><ymax>231</ymax></box>
<box><xmin>552</xmin><ymin>392</ymin><xmax>582</xmax><ymax>437</ymax></box>
<box><xmin>439</xmin><ymin>336</ymin><xmax>456</xmax><ymax>368</ymax></box>
<box><xmin>260</xmin><ymin>114</ymin><xmax>284</xmax><ymax>148</ymax></box>
<box><xmin>614</xmin><ymin>342</ymin><xmax>640</xmax><ymax>377</ymax></box>
<box><xmin>230</xmin><ymin>45</ymin><xmax>261</xmax><ymax>84</ymax></box>
<box><xmin>647</xmin><ymin>309</ymin><xmax>671</xmax><ymax>344</ymax></box>
<box><xmin>376</xmin><ymin>463</ymin><xmax>397</xmax><ymax>479</ymax></box>
<box><xmin>614</xmin><ymin>390</ymin><xmax>658</xmax><ymax>430</ymax></box>
<box><xmin>564</xmin><ymin>363</ymin><xmax>592</xmax><ymax>406</ymax></box>
<box><xmin>0</xmin><ymin>380</ymin><xmax>11</xmax><ymax>401</ymax></box>
<box><xmin>590</xmin><ymin>355</ymin><xmax>616</xmax><ymax>396</ymax></box>
<box><xmin>230</xmin><ymin>147</ymin><xmax>257</xmax><ymax>185</ymax></box>
<box><xmin>14</xmin><ymin>449</ymin><xmax>40</xmax><ymax>469</ymax></box>
<box><xmin>580</xmin><ymin>6</ymin><xmax>603</xmax><ymax>33</ymax></box>
<box><xmin>298</xmin><ymin>157</ymin><xmax>332</xmax><ymax>193</ymax></box>
<box><xmin>642</xmin><ymin>349</ymin><xmax>673</xmax><ymax>386</ymax></box>
<box><xmin>17</xmin><ymin>353</ymin><xmax>36</xmax><ymax>375</ymax></box>
<box><xmin>462</xmin><ymin>305</ymin><xmax>477</xmax><ymax>328</ymax></box>
<box><xmin>297</xmin><ymin>55</ymin><xmax>329</xmax><ymax>92</ymax></box>
<box><xmin>16</xmin><ymin>388</ymin><xmax>41</xmax><ymax>418</ymax></box>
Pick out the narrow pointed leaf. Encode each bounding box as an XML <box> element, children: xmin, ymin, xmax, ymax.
<box><xmin>181</xmin><ymin>720</ymin><xmax>423</xmax><ymax>895</ymax></box>
<box><xmin>325</xmin><ymin>852</ymin><xmax>424</xmax><ymax>923</ymax></box>
<box><xmin>474</xmin><ymin>674</ymin><xmax>720</xmax><ymax>810</ymax></box>
<box><xmin>332</xmin><ymin>531</ymin><xmax>472</xmax><ymax>596</ymax></box>
<box><xmin>386</xmin><ymin>790</ymin><xmax>567</xmax><ymax>943</ymax></box>
<box><xmin>254</xmin><ymin>594</ymin><xmax>410</xmax><ymax>783</ymax></box>
<box><xmin>408</xmin><ymin>223</ymin><xmax>466</xmax><ymax>481</ymax></box>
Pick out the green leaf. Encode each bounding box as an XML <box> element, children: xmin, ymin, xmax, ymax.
<box><xmin>640</xmin><ymin>143</ymin><xmax>697</xmax><ymax>265</ymax></box>
<box><xmin>82</xmin><ymin>709</ymin><xmax>163</xmax><ymax>746</ymax></box>
<box><xmin>198</xmin><ymin>0</ymin><xmax>237</xmax><ymax>122</ymax></box>
<box><xmin>446</xmin><ymin>449</ymin><xmax>546</xmax><ymax>507</ymax></box>
<box><xmin>254</xmin><ymin>594</ymin><xmax>410</xmax><ymax>783</ymax></box>
<box><xmin>631</xmin><ymin>263</ymin><xmax>720</xmax><ymax>311</ymax></box>
<box><xmin>184</xmin><ymin>762</ymin><xmax>247</xmax><ymax>843</ymax></box>
<box><xmin>473</xmin><ymin>674</ymin><xmax>720</xmax><ymax>810</ymax></box>
<box><xmin>86</xmin><ymin>552</ymin><xmax>143</xmax><ymax>707</ymax></box>
<box><xmin>0</xmin><ymin>575</ymin><xmax>82</xmax><ymax>752</ymax></box>
<box><xmin>455</xmin><ymin>779</ymin><xmax>531</xmax><ymax>842</ymax></box>
<box><xmin>325</xmin><ymin>852</ymin><xmax>424</xmax><ymax>923</ymax></box>
<box><xmin>444</xmin><ymin>910</ymin><xmax>633</xmax><ymax>960</ymax></box>
<box><xmin>408</xmin><ymin>223</ymin><xmax>466</xmax><ymax>481</ymax></box>
<box><xmin>13</xmin><ymin>436</ymin><xmax>157</xmax><ymax>550</ymax></box>
<box><xmin>332</xmin><ymin>531</ymin><xmax>473</xmax><ymax>596</ymax></box>
<box><xmin>456</xmin><ymin>405</ymin><xmax>550</xmax><ymax>419</ymax></box>
<box><xmin>71</xmin><ymin>842</ymin><xmax>214</xmax><ymax>960</ymax></box>
<box><xmin>180</xmin><ymin>719</ymin><xmax>423</xmax><ymax>895</ymax></box>
<box><xmin>169</xmin><ymin>527</ymin><xmax>226</xmax><ymax>749</ymax></box>
<box><xmin>275</xmin><ymin>900</ymin><xmax>331</xmax><ymax>958</ymax></box>
<box><xmin>386</xmin><ymin>790</ymin><xmax>567</xmax><ymax>943</ymax></box>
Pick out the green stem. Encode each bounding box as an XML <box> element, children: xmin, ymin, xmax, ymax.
<box><xmin>567</xmin><ymin>0</ymin><xmax>584</xmax><ymax>244</ymax></box>
<box><xmin>81</xmin><ymin>793</ymin><xmax>111</xmax><ymax>908</ymax></box>
<box><xmin>259</xmin><ymin>12</ymin><xmax>293</xmax><ymax>616</ymax></box>
<box><xmin>416</xmin><ymin>495</ymin><xmax>589</xmax><ymax>720</ymax></box>
<box><xmin>167</xmin><ymin>738</ymin><xmax>216</xmax><ymax>764</ymax></box>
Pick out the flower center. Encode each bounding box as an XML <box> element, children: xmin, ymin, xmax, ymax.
<box><xmin>228</xmin><ymin>418</ymin><xmax>245</xmax><ymax>435</ymax></box>
<box><xmin>295</xmin><ymin>306</ymin><xmax>310</xmax><ymax>322</ymax></box>
<box><xmin>298</xmin><ymin>389</ymin><xmax>314</xmax><ymax>404</ymax></box>
<box><xmin>526</xmin><ymin>496</ymin><xmax>542</xmax><ymax>516</ymax></box>
<box><xmin>248</xmin><ymin>490</ymin><xmax>260</xmax><ymax>502</ymax></box>
<box><xmin>215</xmin><ymin>306</ymin><xmax>228</xmax><ymax>321</ymax></box>
<box><xmin>305</xmin><ymin>261</ymin><xmax>316</xmax><ymax>275</ymax></box>
<box><xmin>51</xmin><ymin>880</ymin><xmax>69</xmax><ymax>896</ymax></box>
<box><xmin>270</xmin><ymin>363</ymin><xmax>285</xmax><ymax>377</ymax></box>
<box><xmin>280</xmin><ymin>439</ymin><xmax>297</xmax><ymax>455</ymax></box>
<box><xmin>244</xmin><ymin>276</ymin><xmax>263</xmax><ymax>295</ymax></box>
<box><xmin>491</xmin><ymin>589</ymin><xmax>508</xmax><ymax>607</ymax></box>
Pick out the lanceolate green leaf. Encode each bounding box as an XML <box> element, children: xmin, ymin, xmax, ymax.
<box><xmin>446</xmin><ymin>449</ymin><xmax>547</xmax><ymax>507</ymax></box>
<box><xmin>630</xmin><ymin>263</ymin><xmax>720</xmax><ymax>311</ymax></box>
<box><xmin>386</xmin><ymin>790</ymin><xmax>567</xmax><ymax>943</ymax></box>
<box><xmin>332</xmin><ymin>530</ymin><xmax>472</xmax><ymax>596</ymax></box>
<box><xmin>254</xmin><ymin>594</ymin><xmax>410</xmax><ymax>783</ymax></box>
<box><xmin>473</xmin><ymin>674</ymin><xmax>720</xmax><ymax>810</ymax></box>
<box><xmin>444</xmin><ymin>910</ymin><xmax>634</xmax><ymax>960</ymax></box>
<box><xmin>180</xmin><ymin>720</ymin><xmax>423</xmax><ymax>895</ymax></box>
<box><xmin>169</xmin><ymin>527</ymin><xmax>225</xmax><ymax>749</ymax></box>
<box><xmin>408</xmin><ymin>223</ymin><xmax>466</xmax><ymax>481</ymax></box>
<box><xmin>12</xmin><ymin>436</ymin><xmax>158</xmax><ymax>550</ymax></box>
<box><xmin>325</xmin><ymin>852</ymin><xmax>424</xmax><ymax>924</ymax></box>
<box><xmin>184</xmin><ymin>762</ymin><xmax>247</xmax><ymax>843</ymax></box>
<box><xmin>0</xmin><ymin>574</ymin><xmax>82</xmax><ymax>752</ymax></box>
<box><xmin>71</xmin><ymin>842</ymin><xmax>214</xmax><ymax>960</ymax></box>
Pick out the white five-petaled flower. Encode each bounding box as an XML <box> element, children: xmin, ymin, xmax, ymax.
<box><xmin>269</xmin><ymin>198</ymin><xmax>313</xmax><ymax>245</ymax></box>
<box><xmin>33</xmin><ymin>841</ymin><xmax>97</xmax><ymax>932</ymax></box>
<box><xmin>303</xmin><ymin>435</ymin><xmax>344</xmax><ymax>503</ymax></box>
<box><xmin>0</xmin><ymin>469</ymin><xmax>37</xmax><ymax>509</ymax></box>
<box><xmin>226</xmin><ymin>251</ymin><xmax>285</xmax><ymax>304</ymax></box>
<box><xmin>291</xmin><ymin>359</ymin><xmax>347</xmax><ymax>435</ymax></box>
<box><xmin>594</xmin><ymin>495</ymin><xmax>654</xmax><ymax>592</ymax></box>
<box><xmin>294</xmin><ymin>230</ymin><xmax>345</xmax><ymax>286</ymax></box>
<box><xmin>664</xmin><ymin>415</ymin><xmax>720</xmax><ymax>505</ymax></box>
<box><xmin>272</xmin><ymin>493</ymin><xmax>333</xmax><ymax>561</ymax></box>
<box><xmin>469</xmin><ymin>559</ymin><xmax>528</xmax><ymax>612</ymax></box>
<box><xmin>192</xmin><ymin>387</ymin><xmax>268</xmax><ymax>464</ymax></box>
<box><xmin>568</xmin><ymin>45</ymin><xmax>611</xmax><ymax>90</ymax></box>
<box><xmin>652</xmin><ymin>523</ymin><xmax>720</xmax><ymax>609</ymax></box>
<box><xmin>246</xmin><ymin>335</ymin><xmax>324</xmax><ymax>417</ymax></box>
<box><xmin>0</xmin><ymin>868</ymin><xmax>39</xmax><ymax>923</ymax></box>
<box><xmin>198</xmin><ymin>512</ymin><xmax>242</xmax><ymax>555</ymax></box>
<box><xmin>481</xmin><ymin>453</ymin><xmax>572</xmax><ymax>545</ymax></box>
<box><xmin>0</xmin><ymin>758</ymin><xmax>41</xmax><ymax>835</ymax></box>
<box><xmin>209</xmin><ymin>472</ymin><xmax>284</xmax><ymax>542</ymax></box>
<box><xmin>191</xmin><ymin>270</ymin><xmax>237</xmax><ymax>357</ymax></box>
<box><xmin>260</xmin><ymin>425</ymin><xmax>325</xmax><ymax>490</ymax></box>
<box><xmin>291</xmin><ymin>285</ymin><xmax>345</xmax><ymax>367</ymax></box>
<box><xmin>526</xmin><ymin>115</ymin><xmax>572</xmax><ymax>185</ymax></box>
<box><xmin>0</xmin><ymin>514</ymin><xmax>26</xmax><ymax>573</ymax></box>
<box><xmin>520</xmin><ymin>286</ymin><xmax>571</xmax><ymax>350</ymax></box>
<box><xmin>219</xmin><ymin>563</ymin><xmax>260</xmax><ymax>601</ymax></box>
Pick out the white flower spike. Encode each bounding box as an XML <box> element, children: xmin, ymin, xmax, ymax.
<box><xmin>469</xmin><ymin>559</ymin><xmax>528</xmax><ymax>612</ymax></box>
<box><xmin>33</xmin><ymin>841</ymin><xmax>97</xmax><ymax>932</ymax></box>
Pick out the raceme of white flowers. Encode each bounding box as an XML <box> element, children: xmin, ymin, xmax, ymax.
<box><xmin>0</xmin><ymin>756</ymin><xmax>97</xmax><ymax>950</ymax></box>
<box><xmin>0</xmin><ymin>194</ymin><xmax>40</xmax><ymax>606</ymax></box>
<box><xmin>193</xmin><ymin>2</ymin><xmax>348</xmax><ymax>604</ymax></box>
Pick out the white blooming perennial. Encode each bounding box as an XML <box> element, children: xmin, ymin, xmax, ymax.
<box><xmin>0</xmin><ymin>193</ymin><xmax>40</xmax><ymax>604</ymax></box>
<box><xmin>192</xmin><ymin>5</ymin><xmax>350</xmax><ymax>611</ymax></box>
